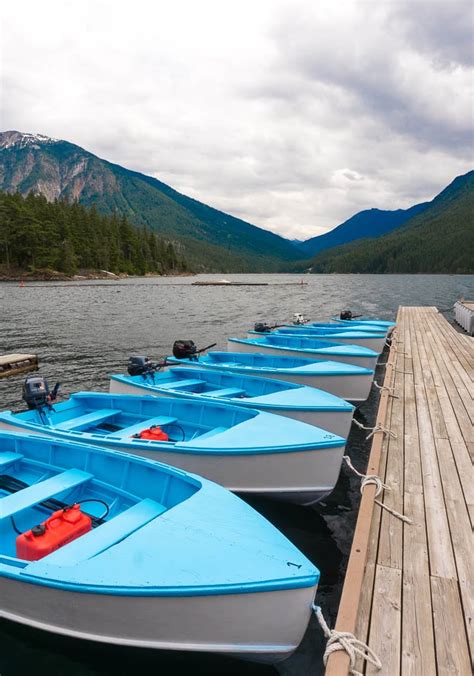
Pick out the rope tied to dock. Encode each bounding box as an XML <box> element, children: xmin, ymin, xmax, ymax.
<box><xmin>352</xmin><ymin>417</ymin><xmax>397</xmax><ymax>440</ymax></box>
<box><xmin>377</xmin><ymin>360</ymin><xmax>395</xmax><ymax>368</ymax></box>
<box><xmin>387</xmin><ymin>341</ymin><xmax>408</xmax><ymax>355</ymax></box>
<box><xmin>343</xmin><ymin>455</ymin><xmax>412</xmax><ymax>524</ymax></box>
<box><xmin>373</xmin><ymin>380</ymin><xmax>399</xmax><ymax>398</ymax></box>
<box><xmin>312</xmin><ymin>604</ymin><xmax>382</xmax><ymax>676</ymax></box>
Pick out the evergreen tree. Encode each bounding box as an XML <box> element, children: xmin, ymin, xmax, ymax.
<box><xmin>0</xmin><ymin>191</ymin><xmax>189</xmax><ymax>276</ymax></box>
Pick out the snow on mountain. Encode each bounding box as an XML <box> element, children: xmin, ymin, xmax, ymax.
<box><xmin>0</xmin><ymin>130</ymin><xmax>59</xmax><ymax>150</ymax></box>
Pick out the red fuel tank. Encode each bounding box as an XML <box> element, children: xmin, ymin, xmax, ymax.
<box><xmin>137</xmin><ymin>425</ymin><xmax>169</xmax><ymax>441</ymax></box>
<box><xmin>16</xmin><ymin>504</ymin><xmax>92</xmax><ymax>561</ymax></box>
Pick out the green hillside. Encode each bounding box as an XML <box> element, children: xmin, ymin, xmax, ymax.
<box><xmin>0</xmin><ymin>191</ymin><xmax>186</xmax><ymax>276</ymax></box>
<box><xmin>299</xmin><ymin>171</ymin><xmax>474</xmax><ymax>274</ymax></box>
<box><xmin>0</xmin><ymin>131</ymin><xmax>302</xmax><ymax>272</ymax></box>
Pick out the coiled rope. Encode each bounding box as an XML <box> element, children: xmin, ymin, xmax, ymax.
<box><xmin>343</xmin><ymin>455</ymin><xmax>412</xmax><ymax>524</ymax></box>
<box><xmin>312</xmin><ymin>604</ymin><xmax>382</xmax><ymax>675</ymax></box>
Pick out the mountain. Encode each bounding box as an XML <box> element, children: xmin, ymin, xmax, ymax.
<box><xmin>299</xmin><ymin>203</ymin><xmax>430</xmax><ymax>256</ymax></box>
<box><xmin>301</xmin><ymin>170</ymin><xmax>474</xmax><ymax>274</ymax></box>
<box><xmin>0</xmin><ymin>131</ymin><xmax>302</xmax><ymax>272</ymax></box>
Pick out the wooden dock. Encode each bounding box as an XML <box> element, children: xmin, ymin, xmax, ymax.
<box><xmin>0</xmin><ymin>353</ymin><xmax>38</xmax><ymax>379</ymax></box>
<box><xmin>326</xmin><ymin>306</ymin><xmax>473</xmax><ymax>675</ymax></box>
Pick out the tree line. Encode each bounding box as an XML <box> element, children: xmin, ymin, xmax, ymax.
<box><xmin>0</xmin><ymin>191</ymin><xmax>188</xmax><ymax>275</ymax></box>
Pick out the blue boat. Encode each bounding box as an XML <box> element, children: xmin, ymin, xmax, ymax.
<box><xmin>109</xmin><ymin>366</ymin><xmax>354</xmax><ymax>438</ymax></box>
<box><xmin>306</xmin><ymin>321</ymin><xmax>390</xmax><ymax>334</ymax></box>
<box><xmin>250</xmin><ymin>327</ymin><xmax>386</xmax><ymax>353</ymax></box>
<box><xmin>0</xmin><ymin>431</ymin><xmax>319</xmax><ymax>661</ymax></box>
<box><xmin>0</xmin><ymin>392</ymin><xmax>346</xmax><ymax>505</ymax></box>
<box><xmin>166</xmin><ymin>351</ymin><xmax>374</xmax><ymax>403</ymax></box>
<box><xmin>332</xmin><ymin>316</ymin><xmax>396</xmax><ymax>333</ymax></box>
<box><xmin>227</xmin><ymin>335</ymin><xmax>379</xmax><ymax>370</ymax></box>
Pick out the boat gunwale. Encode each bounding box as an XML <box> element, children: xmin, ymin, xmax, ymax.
<box><xmin>166</xmin><ymin>355</ymin><xmax>375</xmax><ymax>376</ymax></box>
<box><xmin>0</xmin><ymin>414</ymin><xmax>346</xmax><ymax>454</ymax></box>
<box><xmin>109</xmin><ymin>374</ymin><xmax>355</xmax><ymax>413</ymax></box>
<box><xmin>227</xmin><ymin>337</ymin><xmax>379</xmax><ymax>357</ymax></box>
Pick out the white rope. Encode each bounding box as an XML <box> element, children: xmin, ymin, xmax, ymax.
<box><xmin>366</xmin><ymin>424</ymin><xmax>397</xmax><ymax>440</ymax></box>
<box><xmin>390</xmin><ymin>343</ymin><xmax>408</xmax><ymax>355</ymax></box>
<box><xmin>312</xmin><ymin>604</ymin><xmax>382</xmax><ymax>676</ymax></box>
<box><xmin>352</xmin><ymin>418</ymin><xmax>398</xmax><ymax>440</ymax></box>
<box><xmin>373</xmin><ymin>380</ymin><xmax>399</xmax><ymax>398</ymax></box>
<box><xmin>343</xmin><ymin>456</ymin><xmax>412</xmax><ymax>524</ymax></box>
<box><xmin>377</xmin><ymin>360</ymin><xmax>395</xmax><ymax>367</ymax></box>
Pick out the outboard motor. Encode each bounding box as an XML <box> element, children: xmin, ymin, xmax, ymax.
<box><xmin>340</xmin><ymin>310</ymin><xmax>353</xmax><ymax>320</ymax></box>
<box><xmin>172</xmin><ymin>340</ymin><xmax>217</xmax><ymax>360</ymax></box>
<box><xmin>127</xmin><ymin>355</ymin><xmax>154</xmax><ymax>376</ymax></box>
<box><xmin>22</xmin><ymin>375</ymin><xmax>59</xmax><ymax>410</ymax></box>
<box><xmin>293</xmin><ymin>313</ymin><xmax>307</xmax><ymax>325</ymax></box>
<box><xmin>254</xmin><ymin>322</ymin><xmax>272</xmax><ymax>333</ymax></box>
<box><xmin>172</xmin><ymin>340</ymin><xmax>198</xmax><ymax>360</ymax></box>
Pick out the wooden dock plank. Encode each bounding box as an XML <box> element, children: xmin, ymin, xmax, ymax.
<box><xmin>366</xmin><ymin>565</ymin><xmax>402</xmax><ymax>675</ymax></box>
<box><xmin>431</xmin><ymin>576</ymin><xmax>472</xmax><ymax>675</ymax></box>
<box><xmin>325</xmin><ymin>306</ymin><xmax>473</xmax><ymax>676</ymax></box>
<box><xmin>377</xmin><ymin>349</ymin><xmax>405</xmax><ymax>570</ymax></box>
<box><xmin>402</xmin><ymin>491</ymin><xmax>436</xmax><ymax>676</ymax></box>
<box><xmin>408</xmin><ymin>313</ymin><xmax>457</xmax><ymax>580</ymax></box>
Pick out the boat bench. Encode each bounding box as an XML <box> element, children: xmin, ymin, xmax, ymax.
<box><xmin>42</xmin><ymin>498</ymin><xmax>167</xmax><ymax>564</ymax></box>
<box><xmin>195</xmin><ymin>426</ymin><xmax>228</xmax><ymax>440</ymax></box>
<box><xmin>55</xmin><ymin>409</ymin><xmax>122</xmax><ymax>432</ymax></box>
<box><xmin>206</xmin><ymin>388</ymin><xmax>246</xmax><ymax>398</ymax></box>
<box><xmin>0</xmin><ymin>452</ymin><xmax>24</xmax><ymax>471</ymax></box>
<box><xmin>0</xmin><ymin>469</ymin><xmax>93</xmax><ymax>519</ymax></box>
<box><xmin>111</xmin><ymin>416</ymin><xmax>178</xmax><ymax>439</ymax></box>
<box><xmin>159</xmin><ymin>379</ymin><xmax>203</xmax><ymax>391</ymax></box>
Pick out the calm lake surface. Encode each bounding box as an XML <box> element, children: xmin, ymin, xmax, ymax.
<box><xmin>1</xmin><ymin>274</ymin><xmax>473</xmax><ymax>676</ymax></box>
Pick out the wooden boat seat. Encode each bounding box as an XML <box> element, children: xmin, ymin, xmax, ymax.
<box><xmin>0</xmin><ymin>469</ymin><xmax>93</xmax><ymax>519</ymax></box>
<box><xmin>0</xmin><ymin>452</ymin><xmax>24</xmax><ymax>470</ymax></box>
<box><xmin>56</xmin><ymin>409</ymin><xmax>122</xmax><ymax>431</ymax></box>
<box><xmin>196</xmin><ymin>426</ymin><xmax>227</xmax><ymax>440</ymax></box>
<box><xmin>110</xmin><ymin>416</ymin><xmax>178</xmax><ymax>438</ymax></box>
<box><xmin>43</xmin><ymin>498</ymin><xmax>167</xmax><ymax>564</ymax></box>
<box><xmin>206</xmin><ymin>388</ymin><xmax>246</xmax><ymax>398</ymax></box>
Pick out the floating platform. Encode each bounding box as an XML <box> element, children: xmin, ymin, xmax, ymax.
<box><xmin>326</xmin><ymin>306</ymin><xmax>473</xmax><ymax>675</ymax></box>
<box><xmin>454</xmin><ymin>299</ymin><xmax>474</xmax><ymax>335</ymax></box>
<box><xmin>0</xmin><ymin>354</ymin><xmax>38</xmax><ymax>379</ymax></box>
<box><xmin>192</xmin><ymin>281</ymin><xmax>269</xmax><ymax>286</ymax></box>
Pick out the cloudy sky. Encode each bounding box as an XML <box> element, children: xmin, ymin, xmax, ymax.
<box><xmin>1</xmin><ymin>0</ymin><xmax>473</xmax><ymax>239</ymax></box>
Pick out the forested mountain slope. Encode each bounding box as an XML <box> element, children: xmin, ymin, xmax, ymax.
<box><xmin>301</xmin><ymin>171</ymin><xmax>474</xmax><ymax>274</ymax></box>
<box><xmin>0</xmin><ymin>131</ymin><xmax>302</xmax><ymax>272</ymax></box>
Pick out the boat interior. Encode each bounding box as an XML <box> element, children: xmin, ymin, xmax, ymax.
<box><xmin>0</xmin><ymin>434</ymin><xmax>200</xmax><ymax>563</ymax></box>
<box><xmin>243</xmin><ymin>335</ymin><xmax>343</xmax><ymax>349</ymax></box>
<box><xmin>130</xmin><ymin>367</ymin><xmax>303</xmax><ymax>398</ymax></box>
<box><xmin>200</xmin><ymin>352</ymin><xmax>319</xmax><ymax>368</ymax></box>
<box><xmin>11</xmin><ymin>394</ymin><xmax>258</xmax><ymax>444</ymax></box>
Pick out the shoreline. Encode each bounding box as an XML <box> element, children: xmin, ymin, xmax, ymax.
<box><xmin>0</xmin><ymin>270</ymin><xmax>194</xmax><ymax>282</ymax></box>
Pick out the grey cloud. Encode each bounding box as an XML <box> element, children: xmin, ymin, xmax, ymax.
<box><xmin>265</xmin><ymin>5</ymin><xmax>473</xmax><ymax>154</ymax></box>
<box><xmin>1</xmin><ymin>0</ymin><xmax>472</xmax><ymax>239</ymax></box>
<box><xmin>388</xmin><ymin>1</ymin><xmax>474</xmax><ymax>67</ymax></box>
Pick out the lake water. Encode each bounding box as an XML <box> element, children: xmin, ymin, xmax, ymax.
<box><xmin>1</xmin><ymin>274</ymin><xmax>473</xmax><ymax>676</ymax></box>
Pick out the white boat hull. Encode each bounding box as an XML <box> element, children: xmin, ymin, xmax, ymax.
<box><xmin>0</xmin><ymin>420</ymin><xmax>345</xmax><ymax>506</ymax></box>
<box><xmin>0</xmin><ymin>575</ymin><xmax>316</xmax><ymax>663</ymax></box>
<box><xmin>109</xmin><ymin>379</ymin><xmax>354</xmax><ymax>438</ymax></box>
<box><xmin>228</xmin><ymin>340</ymin><xmax>378</xmax><ymax>370</ymax></box>
<box><xmin>163</xmin><ymin>362</ymin><xmax>373</xmax><ymax>403</ymax></box>
<box><xmin>248</xmin><ymin>332</ymin><xmax>385</xmax><ymax>353</ymax></box>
